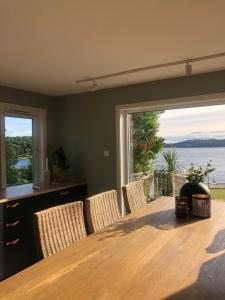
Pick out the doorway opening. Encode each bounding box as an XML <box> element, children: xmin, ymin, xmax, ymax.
<box><xmin>116</xmin><ymin>93</ymin><xmax>225</xmax><ymax>214</ymax></box>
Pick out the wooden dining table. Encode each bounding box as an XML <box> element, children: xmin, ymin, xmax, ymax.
<box><xmin>1</xmin><ymin>196</ymin><xmax>225</xmax><ymax>300</ymax></box>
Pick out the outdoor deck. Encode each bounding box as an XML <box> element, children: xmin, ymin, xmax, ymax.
<box><xmin>0</xmin><ymin>197</ymin><xmax>225</xmax><ymax>299</ymax></box>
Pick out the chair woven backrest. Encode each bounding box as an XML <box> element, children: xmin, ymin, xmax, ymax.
<box><xmin>86</xmin><ymin>190</ymin><xmax>121</xmax><ymax>233</ymax></box>
<box><xmin>172</xmin><ymin>173</ymin><xmax>187</xmax><ymax>197</ymax></box>
<box><xmin>122</xmin><ymin>180</ymin><xmax>146</xmax><ymax>213</ymax></box>
<box><xmin>33</xmin><ymin>201</ymin><xmax>87</xmax><ymax>259</ymax></box>
<box><xmin>142</xmin><ymin>174</ymin><xmax>154</xmax><ymax>199</ymax></box>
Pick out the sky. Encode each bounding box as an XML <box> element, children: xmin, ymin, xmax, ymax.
<box><xmin>4</xmin><ymin>104</ymin><xmax>225</xmax><ymax>142</ymax></box>
<box><xmin>157</xmin><ymin>104</ymin><xmax>225</xmax><ymax>143</ymax></box>
<box><xmin>5</xmin><ymin>117</ymin><xmax>32</xmax><ymax>137</ymax></box>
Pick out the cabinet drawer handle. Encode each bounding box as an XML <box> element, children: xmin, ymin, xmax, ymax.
<box><xmin>6</xmin><ymin>220</ymin><xmax>20</xmax><ymax>228</ymax></box>
<box><xmin>6</xmin><ymin>202</ymin><xmax>20</xmax><ymax>209</ymax></box>
<box><xmin>59</xmin><ymin>190</ymin><xmax>69</xmax><ymax>196</ymax></box>
<box><xmin>6</xmin><ymin>238</ymin><xmax>20</xmax><ymax>246</ymax></box>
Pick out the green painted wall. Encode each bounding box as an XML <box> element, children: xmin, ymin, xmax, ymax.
<box><xmin>56</xmin><ymin>70</ymin><xmax>225</xmax><ymax>195</ymax></box>
<box><xmin>0</xmin><ymin>85</ymin><xmax>58</xmax><ymax>158</ymax></box>
<box><xmin>2</xmin><ymin>70</ymin><xmax>225</xmax><ymax>196</ymax></box>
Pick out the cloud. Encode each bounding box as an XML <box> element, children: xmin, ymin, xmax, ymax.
<box><xmin>160</xmin><ymin>104</ymin><xmax>225</xmax><ymax>120</ymax></box>
<box><xmin>5</xmin><ymin>117</ymin><xmax>32</xmax><ymax>137</ymax></box>
<box><xmin>157</xmin><ymin>104</ymin><xmax>225</xmax><ymax>143</ymax></box>
<box><xmin>209</xmin><ymin>130</ymin><xmax>225</xmax><ymax>134</ymax></box>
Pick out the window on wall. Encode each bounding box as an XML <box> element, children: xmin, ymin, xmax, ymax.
<box><xmin>0</xmin><ymin>102</ymin><xmax>46</xmax><ymax>188</ymax></box>
<box><xmin>5</xmin><ymin>116</ymin><xmax>33</xmax><ymax>186</ymax></box>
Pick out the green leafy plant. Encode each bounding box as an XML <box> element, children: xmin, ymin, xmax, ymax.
<box><xmin>160</xmin><ymin>149</ymin><xmax>180</xmax><ymax>195</ymax></box>
<box><xmin>186</xmin><ymin>161</ymin><xmax>215</xmax><ymax>183</ymax></box>
<box><xmin>161</xmin><ymin>149</ymin><xmax>180</xmax><ymax>173</ymax></box>
<box><xmin>132</xmin><ymin>111</ymin><xmax>164</xmax><ymax>174</ymax></box>
<box><xmin>52</xmin><ymin>147</ymin><xmax>69</xmax><ymax>170</ymax></box>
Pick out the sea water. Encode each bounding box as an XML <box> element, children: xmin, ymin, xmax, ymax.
<box><xmin>155</xmin><ymin>147</ymin><xmax>225</xmax><ymax>185</ymax></box>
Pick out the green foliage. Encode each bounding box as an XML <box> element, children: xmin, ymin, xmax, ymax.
<box><xmin>5</xmin><ymin>136</ymin><xmax>33</xmax><ymax>186</ymax></box>
<box><xmin>186</xmin><ymin>161</ymin><xmax>215</xmax><ymax>183</ymax></box>
<box><xmin>160</xmin><ymin>149</ymin><xmax>180</xmax><ymax>195</ymax></box>
<box><xmin>53</xmin><ymin>147</ymin><xmax>69</xmax><ymax>170</ymax></box>
<box><xmin>5</xmin><ymin>136</ymin><xmax>32</xmax><ymax>157</ymax></box>
<box><xmin>161</xmin><ymin>149</ymin><xmax>180</xmax><ymax>173</ymax></box>
<box><xmin>154</xmin><ymin>170</ymin><xmax>171</xmax><ymax>198</ymax></box>
<box><xmin>132</xmin><ymin>111</ymin><xmax>164</xmax><ymax>173</ymax></box>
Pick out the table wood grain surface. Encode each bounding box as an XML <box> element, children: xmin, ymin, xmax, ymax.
<box><xmin>1</xmin><ymin>196</ymin><xmax>225</xmax><ymax>300</ymax></box>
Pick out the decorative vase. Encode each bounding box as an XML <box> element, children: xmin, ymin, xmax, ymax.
<box><xmin>180</xmin><ymin>181</ymin><xmax>211</xmax><ymax>211</ymax></box>
<box><xmin>52</xmin><ymin>165</ymin><xmax>66</xmax><ymax>183</ymax></box>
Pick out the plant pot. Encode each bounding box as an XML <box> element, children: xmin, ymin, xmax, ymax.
<box><xmin>52</xmin><ymin>165</ymin><xmax>66</xmax><ymax>183</ymax></box>
<box><xmin>180</xmin><ymin>181</ymin><xmax>211</xmax><ymax>211</ymax></box>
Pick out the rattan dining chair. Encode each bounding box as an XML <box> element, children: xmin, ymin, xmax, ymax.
<box><xmin>142</xmin><ymin>174</ymin><xmax>154</xmax><ymax>200</ymax></box>
<box><xmin>122</xmin><ymin>180</ymin><xmax>146</xmax><ymax>213</ymax></box>
<box><xmin>86</xmin><ymin>190</ymin><xmax>121</xmax><ymax>233</ymax></box>
<box><xmin>33</xmin><ymin>201</ymin><xmax>87</xmax><ymax>259</ymax></box>
<box><xmin>172</xmin><ymin>173</ymin><xmax>187</xmax><ymax>197</ymax></box>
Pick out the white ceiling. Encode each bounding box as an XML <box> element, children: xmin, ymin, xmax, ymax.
<box><xmin>0</xmin><ymin>0</ymin><xmax>225</xmax><ymax>96</ymax></box>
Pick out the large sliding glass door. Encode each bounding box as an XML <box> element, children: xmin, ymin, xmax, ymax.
<box><xmin>117</xmin><ymin>93</ymin><xmax>225</xmax><ymax>214</ymax></box>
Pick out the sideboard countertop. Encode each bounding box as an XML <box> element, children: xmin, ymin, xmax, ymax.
<box><xmin>0</xmin><ymin>182</ymin><xmax>87</xmax><ymax>204</ymax></box>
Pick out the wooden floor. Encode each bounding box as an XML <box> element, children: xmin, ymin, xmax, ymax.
<box><xmin>1</xmin><ymin>197</ymin><xmax>225</xmax><ymax>299</ymax></box>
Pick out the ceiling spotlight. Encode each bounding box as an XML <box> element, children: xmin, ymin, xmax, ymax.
<box><xmin>185</xmin><ymin>61</ymin><xmax>192</xmax><ymax>76</ymax></box>
<box><xmin>90</xmin><ymin>79</ymin><xmax>99</xmax><ymax>92</ymax></box>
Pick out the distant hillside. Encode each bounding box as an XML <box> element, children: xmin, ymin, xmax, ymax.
<box><xmin>164</xmin><ymin>139</ymin><xmax>225</xmax><ymax>148</ymax></box>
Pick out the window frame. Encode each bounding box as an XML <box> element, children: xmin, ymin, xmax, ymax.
<box><xmin>116</xmin><ymin>92</ymin><xmax>225</xmax><ymax>216</ymax></box>
<box><xmin>0</xmin><ymin>102</ymin><xmax>47</xmax><ymax>188</ymax></box>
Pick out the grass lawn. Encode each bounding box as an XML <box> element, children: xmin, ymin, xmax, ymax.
<box><xmin>211</xmin><ymin>188</ymin><xmax>225</xmax><ymax>201</ymax></box>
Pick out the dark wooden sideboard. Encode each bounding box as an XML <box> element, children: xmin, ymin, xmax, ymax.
<box><xmin>0</xmin><ymin>182</ymin><xmax>87</xmax><ymax>281</ymax></box>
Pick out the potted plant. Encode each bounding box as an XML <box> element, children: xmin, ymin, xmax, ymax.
<box><xmin>52</xmin><ymin>147</ymin><xmax>69</xmax><ymax>183</ymax></box>
<box><xmin>180</xmin><ymin>161</ymin><xmax>215</xmax><ymax>209</ymax></box>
